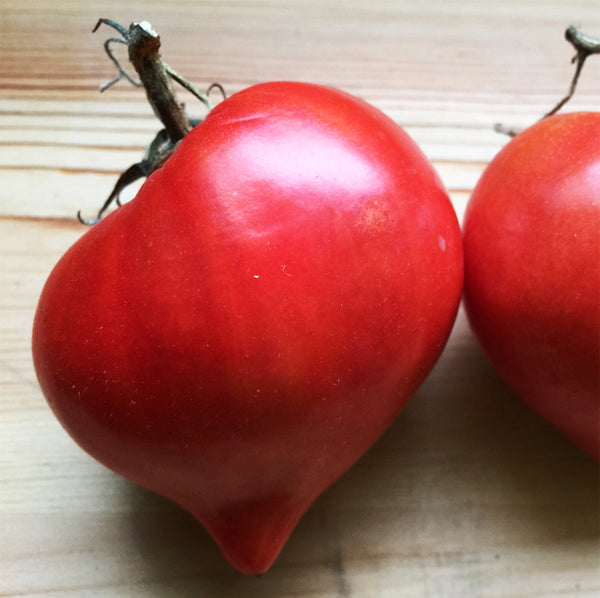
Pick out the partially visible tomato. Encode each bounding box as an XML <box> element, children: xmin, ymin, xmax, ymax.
<box><xmin>33</xmin><ymin>82</ymin><xmax>463</xmax><ymax>573</ymax></box>
<box><xmin>463</xmin><ymin>112</ymin><xmax>600</xmax><ymax>459</ymax></box>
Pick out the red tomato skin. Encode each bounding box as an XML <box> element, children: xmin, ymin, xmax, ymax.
<box><xmin>463</xmin><ymin>112</ymin><xmax>600</xmax><ymax>459</ymax></box>
<box><xmin>32</xmin><ymin>82</ymin><xmax>462</xmax><ymax>573</ymax></box>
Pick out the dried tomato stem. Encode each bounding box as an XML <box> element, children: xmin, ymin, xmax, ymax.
<box><xmin>119</xmin><ymin>20</ymin><xmax>193</xmax><ymax>142</ymax></box>
<box><xmin>544</xmin><ymin>26</ymin><xmax>600</xmax><ymax>117</ymax></box>
<box><xmin>80</xmin><ymin>19</ymin><xmax>214</xmax><ymax>225</ymax></box>
<box><xmin>495</xmin><ymin>25</ymin><xmax>599</xmax><ymax>138</ymax></box>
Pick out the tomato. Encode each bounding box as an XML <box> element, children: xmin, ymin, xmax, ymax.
<box><xmin>32</xmin><ymin>81</ymin><xmax>463</xmax><ymax>573</ymax></box>
<box><xmin>463</xmin><ymin>112</ymin><xmax>600</xmax><ymax>459</ymax></box>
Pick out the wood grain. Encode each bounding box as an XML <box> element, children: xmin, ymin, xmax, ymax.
<box><xmin>1</xmin><ymin>1</ymin><xmax>599</xmax><ymax>596</ymax></box>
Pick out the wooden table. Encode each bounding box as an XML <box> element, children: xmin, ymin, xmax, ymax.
<box><xmin>1</xmin><ymin>1</ymin><xmax>599</xmax><ymax>596</ymax></box>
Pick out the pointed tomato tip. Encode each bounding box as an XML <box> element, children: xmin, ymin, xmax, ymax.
<box><xmin>211</xmin><ymin>523</ymin><xmax>290</xmax><ymax>575</ymax></box>
<box><xmin>194</xmin><ymin>494</ymin><xmax>307</xmax><ymax>575</ymax></box>
<box><xmin>225</xmin><ymin>549</ymin><xmax>279</xmax><ymax>576</ymax></box>
<box><xmin>209</xmin><ymin>516</ymin><xmax>294</xmax><ymax>575</ymax></box>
